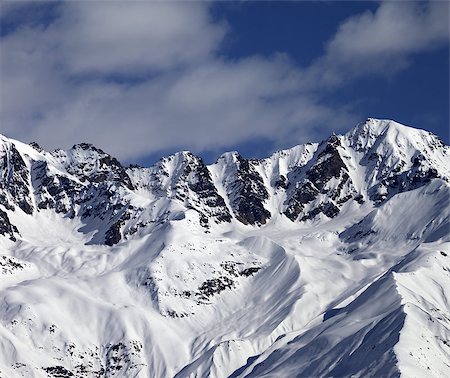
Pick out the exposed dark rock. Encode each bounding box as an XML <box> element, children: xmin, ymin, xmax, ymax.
<box><xmin>0</xmin><ymin>145</ymin><xmax>34</xmax><ymax>214</ymax></box>
<box><xmin>184</xmin><ymin>155</ymin><xmax>232</xmax><ymax>224</ymax></box>
<box><xmin>337</xmin><ymin>194</ymin><xmax>353</xmax><ymax>205</ymax></box>
<box><xmin>300</xmin><ymin>202</ymin><xmax>341</xmax><ymax>222</ymax></box>
<box><xmin>104</xmin><ymin>209</ymin><xmax>131</xmax><ymax>246</ymax></box>
<box><xmin>62</xmin><ymin>144</ymin><xmax>135</xmax><ymax>190</ymax></box>
<box><xmin>0</xmin><ymin>209</ymin><xmax>18</xmax><ymax>241</ymax></box>
<box><xmin>284</xmin><ymin>182</ymin><xmax>318</xmax><ymax>221</ymax></box>
<box><xmin>235</xmin><ymin>201</ymin><xmax>271</xmax><ymax>226</ymax></box>
<box><xmin>104</xmin><ymin>222</ymin><xmax>122</xmax><ymax>246</ymax></box>
<box><xmin>322</xmin><ymin>202</ymin><xmax>340</xmax><ymax>218</ymax></box>
<box><xmin>329</xmin><ymin>172</ymin><xmax>350</xmax><ymax>199</ymax></box>
<box><xmin>103</xmin><ymin>341</ymin><xmax>144</xmax><ymax>376</ymax></box>
<box><xmin>226</xmin><ymin>153</ymin><xmax>271</xmax><ymax>225</ymax></box>
<box><xmin>340</xmin><ymin>216</ymin><xmax>377</xmax><ymax>242</ymax></box>
<box><xmin>166</xmin><ymin>310</ymin><xmax>189</xmax><ymax>318</ymax></box>
<box><xmin>43</xmin><ymin>365</ymin><xmax>74</xmax><ymax>377</ymax></box>
<box><xmin>32</xmin><ymin>160</ymin><xmax>83</xmax><ymax>216</ymax></box>
<box><xmin>240</xmin><ymin>267</ymin><xmax>261</xmax><ymax>277</ymax></box>
<box><xmin>29</xmin><ymin>141</ymin><xmax>43</xmax><ymax>152</ymax></box>
<box><xmin>220</xmin><ymin>261</ymin><xmax>262</xmax><ymax>278</ymax></box>
<box><xmin>73</xmin><ymin>142</ymin><xmax>98</xmax><ymax>151</ymax></box>
<box><xmin>148</xmin><ymin>153</ymin><xmax>232</xmax><ymax>228</ymax></box>
<box><xmin>284</xmin><ymin>136</ymin><xmax>354</xmax><ymax>222</ymax></box>
<box><xmin>220</xmin><ymin>261</ymin><xmax>244</xmax><ymax>277</ymax></box>
<box><xmin>274</xmin><ymin>175</ymin><xmax>288</xmax><ymax>189</ymax></box>
<box><xmin>128</xmin><ymin>163</ymin><xmax>143</xmax><ymax>169</ymax></box>
<box><xmin>354</xmin><ymin>194</ymin><xmax>365</xmax><ymax>204</ymax></box>
<box><xmin>99</xmin><ymin>155</ymin><xmax>135</xmax><ymax>190</ymax></box>
<box><xmin>300</xmin><ymin>207</ymin><xmax>323</xmax><ymax>222</ymax></box>
<box><xmin>306</xmin><ymin>139</ymin><xmax>347</xmax><ymax>192</ymax></box>
<box><xmin>1</xmin><ymin>255</ymin><xmax>24</xmax><ymax>273</ymax></box>
<box><xmin>196</xmin><ymin>276</ymin><xmax>234</xmax><ymax>299</ymax></box>
<box><xmin>0</xmin><ymin>192</ymin><xmax>14</xmax><ymax>211</ymax></box>
<box><xmin>369</xmin><ymin>156</ymin><xmax>443</xmax><ymax>204</ymax></box>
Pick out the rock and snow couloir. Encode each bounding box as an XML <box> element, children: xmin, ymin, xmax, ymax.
<box><xmin>0</xmin><ymin>118</ymin><xmax>449</xmax><ymax>377</ymax></box>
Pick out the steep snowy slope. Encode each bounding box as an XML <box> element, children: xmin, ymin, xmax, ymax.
<box><xmin>237</xmin><ymin>182</ymin><xmax>450</xmax><ymax>377</ymax></box>
<box><xmin>0</xmin><ymin>118</ymin><xmax>449</xmax><ymax>377</ymax></box>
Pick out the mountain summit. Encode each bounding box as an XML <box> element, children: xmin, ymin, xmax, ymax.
<box><xmin>1</xmin><ymin>119</ymin><xmax>449</xmax><ymax>377</ymax></box>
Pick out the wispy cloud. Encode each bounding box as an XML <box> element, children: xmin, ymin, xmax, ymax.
<box><xmin>0</xmin><ymin>1</ymin><xmax>448</xmax><ymax>161</ymax></box>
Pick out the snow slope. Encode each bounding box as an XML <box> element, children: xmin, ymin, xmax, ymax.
<box><xmin>0</xmin><ymin>118</ymin><xmax>449</xmax><ymax>377</ymax></box>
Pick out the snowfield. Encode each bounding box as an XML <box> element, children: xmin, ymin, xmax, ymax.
<box><xmin>0</xmin><ymin>119</ymin><xmax>449</xmax><ymax>377</ymax></box>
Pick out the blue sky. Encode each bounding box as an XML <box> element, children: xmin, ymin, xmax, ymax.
<box><xmin>0</xmin><ymin>1</ymin><xmax>448</xmax><ymax>165</ymax></box>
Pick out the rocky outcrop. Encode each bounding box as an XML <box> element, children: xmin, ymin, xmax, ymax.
<box><xmin>368</xmin><ymin>152</ymin><xmax>443</xmax><ymax>204</ymax></box>
<box><xmin>32</xmin><ymin>160</ymin><xmax>83</xmax><ymax>217</ymax></box>
<box><xmin>0</xmin><ymin>143</ymin><xmax>33</xmax><ymax>214</ymax></box>
<box><xmin>0</xmin><ymin>209</ymin><xmax>18</xmax><ymax>241</ymax></box>
<box><xmin>220</xmin><ymin>153</ymin><xmax>271</xmax><ymax>225</ymax></box>
<box><xmin>141</xmin><ymin>151</ymin><xmax>232</xmax><ymax>228</ymax></box>
<box><xmin>54</xmin><ymin>143</ymin><xmax>134</xmax><ymax>190</ymax></box>
<box><xmin>284</xmin><ymin>135</ymin><xmax>357</xmax><ymax>222</ymax></box>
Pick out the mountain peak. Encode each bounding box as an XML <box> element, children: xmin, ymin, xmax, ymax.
<box><xmin>351</xmin><ymin>117</ymin><xmax>439</xmax><ymax>139</ymax></box>
<box><xmin>71</xmin><ymin>142</ymin><xmax>104</xmax><ymax>153</ymax></box>
<box><xmin>216</xmin><ymin>150</ymin><xmax>241</xmax><ymax>164</ymax></box>
<box><xmin>350</xmin><ymin>118</ymin><xmax>398</xmax><ymax>138</ymax></box>
<box><xmin>346</xmin><ymin>118</ymin><xmax>441</xmax><ymax>153</ymax></box>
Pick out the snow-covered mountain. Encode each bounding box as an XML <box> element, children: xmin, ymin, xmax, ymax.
<box><xmin>0</xmin><ymin>118</ymin><xmax>449</xmax><ymax>377</ymax></box>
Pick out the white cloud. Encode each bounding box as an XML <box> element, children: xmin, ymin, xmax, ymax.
<box><xmin>308</xmin><ymin>0</ymin><xmax>449</xmax><ymax>87</ymax></box>
<box><xmin>14</xmin><ymin>56</ymin><xmax>347</xmax><ymax>160</ymax></box>
<box><xmin>57</xmin><ymin>1</ymin><xmax>226</xmax><ymax>75</ymax></box>
<box><xmin>0</xmin><ymin>0</ymin><xmax>448</xmax><ymax>162</ymax></box>
<box><xmin>329</xmin><ymin>1</ymin><xmax>448</xmax><ymax>59</ymax></box>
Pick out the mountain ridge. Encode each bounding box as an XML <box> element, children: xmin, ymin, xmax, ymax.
<box><xmin>0</xmin><ymin>118</ymin><xmax>449</xmax><ymax>377</ymax></box>
<box><xmin>1</xmin><ymin>117</ymin><xmax>448</xmax><ymax>246</ymax></box>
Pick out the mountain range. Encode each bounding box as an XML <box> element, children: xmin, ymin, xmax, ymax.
<box><xmin>0</xmin><ymin>118</ymin><xmax>449</xmax><ymax>377</ymax></box>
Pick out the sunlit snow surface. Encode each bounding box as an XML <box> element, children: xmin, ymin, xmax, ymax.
<box><xmin>0</xmin><ymin>119</ymin><xmax>449</xmax><ymax>377</ymax></box>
